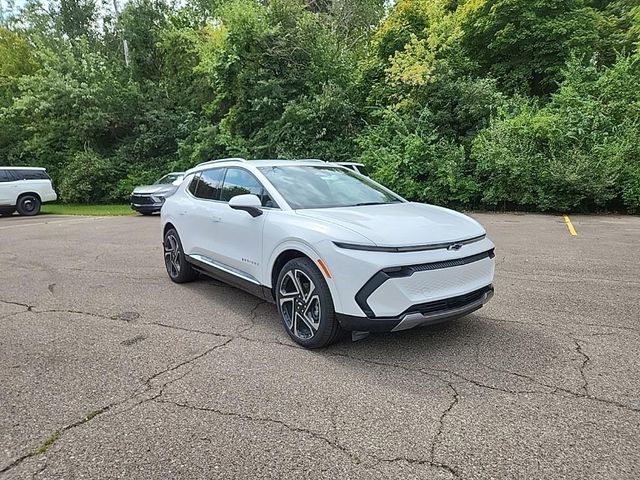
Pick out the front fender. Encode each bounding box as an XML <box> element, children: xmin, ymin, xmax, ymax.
<box><xmin>264</xmin><ymin>239</ymin><xmax>345</xmax><ymax>315</ymax></box>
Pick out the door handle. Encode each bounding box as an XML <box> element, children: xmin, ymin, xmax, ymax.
<box><xmin>211</xmin><ymin>215</ymin><xmax>222</xmax><ymax>223</ymax></box>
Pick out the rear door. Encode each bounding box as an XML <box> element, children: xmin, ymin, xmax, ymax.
<box><xmin>0</xmin><ymin>170</ymin><xmax>16</xmax><ymax>206</ymax></box>
<box><xmin>179</xmin><ymin>168</ymin><xmax>226</xmax><ymax>258</ymax></box>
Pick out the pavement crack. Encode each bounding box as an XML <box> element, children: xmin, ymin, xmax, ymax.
<box><xmin>0</xmin><ymin>299</ymin><xmax>34</xmax><ymax>310</ymax></box>
<box><xmin>156</xmin><ymin>396</ymin><xmax>460</xmax><ymax>477</ymax></box>
<box><xmin>149</xmin><ymin>322</ymin><xmax>230</xmax><ymax>338</ymax></box>
<box><xmin>328</xmin><ymin>351</ymin><xmax>545</xmax><ymax>396</ymax></box>
<box><xmin>154</xmin><ymin>398</ymin><xmax>360</xmax><ymax>462</ymax></box>
<box><xmin>0</xmin><ymin>339</ymin><xmax>233</xmax><ymax>475</ymax></box>
<box><xmin>372</xmin><ymin>455</ymin><xmax>460</xmax><ymax>478</ymax></box>
<box><xmin>431</xmin><ymin>384</ymin><xmax>459</xmax><ymax>471</ymax></box>
<box><xmin>0</xmin><ymin>406</ymin><xmax>110</xmax><ymax>475</ymax></box>
<box><xmin>475</xmin><ymin>358</ymin><xmax>639</xmax><ymax>414</ymax></box>
<box><xmin>135</xmin><ymin>338</ymin><xmax>234</xmax><ymax>397</ymax></box>
<box><xmin>331</xmin><ymin>351</ymin><xmax>639</xmax><ymax>414</ymax></box>
<box><xmin>573</xmin><ymin>339</ymin><xmax>590</xmax><ymax>396</ymax></box>
<box><xmin>422</xmin><ymin>365</ymin><xmax>550</xmax><ymax>395</ymax></box>
<box><xmin>236</xmin><ymin>300</ymin><xmax>269</xmax><ymax>335</ymax></box>
<box><xmin>35</xmin><ymin>308</ymin><xmax>114</xmax><ymax>321</ymax></box>
<box><xmin>0</xmin><ymin>302</ymin><xmax>127</xmax><ymax>323</ymax></box>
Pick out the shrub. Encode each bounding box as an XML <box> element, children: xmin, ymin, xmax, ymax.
<box><xmin>357</xmin><ymin>107</ymin><xmax>478</xmax><ymax>206</ymax></box>
<box><xmin>59</xmin><ymin>151</ymin><xmax>118</xmax><ymax>203</ymax></box>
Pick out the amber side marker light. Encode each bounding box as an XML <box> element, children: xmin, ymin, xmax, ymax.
<box><xmin>317</xmin><ymin>259</ymin><xmax>332</xmax><ymax>278</ymax></box>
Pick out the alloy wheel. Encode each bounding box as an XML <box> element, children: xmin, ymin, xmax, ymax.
<box><xmin>164</xmin><ymin>234</ymin><xmax>181</xmax><ymax>278</ymax></box>
<box><xmin>279</xmin><ymin>269</ymin><xmax>322</xmax><ymax>340</ymax></box>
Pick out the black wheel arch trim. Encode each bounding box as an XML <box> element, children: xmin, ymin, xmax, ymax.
<box><xmin>355</xmin><ymin>249</ymin><xmax>495</xmax><ymax>318</ymax></box>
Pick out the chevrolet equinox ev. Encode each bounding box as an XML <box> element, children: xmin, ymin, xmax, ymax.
<box><xmin>161</xmin><ymin>158</ymin><xmax>495</xmax><ymax>348</ymax></box>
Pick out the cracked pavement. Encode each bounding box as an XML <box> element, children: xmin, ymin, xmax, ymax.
<box><xmin>0</xmin><ymin>212</ymin><xmax>638</xmax><ymax>479</ymax></box>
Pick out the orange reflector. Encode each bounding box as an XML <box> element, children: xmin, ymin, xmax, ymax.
<box><xmin>317</xmin><ymin>259</ymin><xmax>332</xmax><ymax>278</ymax></box>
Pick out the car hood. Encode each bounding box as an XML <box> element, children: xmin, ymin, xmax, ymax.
<box><xmin>132</xmin><ymin>184</ymin><xmax>178</xmax><ymax>196</ymax></box>
<box><xmin>296</xmin><ymin>202</ymin><xmax>485</xmax><ymax>247</ymax></box>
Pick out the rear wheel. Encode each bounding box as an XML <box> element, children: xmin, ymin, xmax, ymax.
<box><xmin>163</xmin><ymin>228</ymin><xmax>197</xmax><ymax>283</ymax></box>
<box><xmin>276</xmin><ymin>257</ymin><xmax>342</xmax><ymax>348</ymax></box>
<box><xmin>16</xmin><ymin>195</ymin><xmax>41</xmax><ymax>216</ymax></box>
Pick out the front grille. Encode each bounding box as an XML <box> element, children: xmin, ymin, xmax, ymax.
<box><xmin>404</xmin><ymin>285</ymin><xmax>493</xmax><ymax>316</ymax></box>
<box><xmin>407</xmin><ymin>249</ymin><xmax>495</xmax><ymax>274</ymax></box>
<box><xmin>131</xmin><ymin>195</ymin><xmax>155</xmax><ymax>205</ymax></box>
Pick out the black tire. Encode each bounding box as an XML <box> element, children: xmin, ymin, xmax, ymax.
<box><xmin>0</xmin><ymin>207</ymin><xmax>15</xmax><ymax>216</ymax></box>
<box><xmin>276</xmin><ymin>257</ymin><xmax>342</xmax><ymax>348</ymax></box>
<box><xmin>163</xmin><ymin>228</ymin><xmax>197</xmax><ymax>283</ymax></box>
<box><xmin>16</xmin><ymin>194</ymin><xmax>41</xmax><ymax>216</ymax></box>
<box><xmin>140</xmin><ymin>211</ymin><xmax>154</xmax><ymax>216</ymax></box>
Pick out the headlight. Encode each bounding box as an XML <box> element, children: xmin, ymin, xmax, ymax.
<box><xmin>151</xmin><ymin>196</ymin><xmax>165</xmax><ymax>204</ymax></box>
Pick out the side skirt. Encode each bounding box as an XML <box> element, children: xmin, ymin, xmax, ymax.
<box><xmin>186</xmin><ymin>255</ymin><xmax>275</xmax><ymax>303</ymax></box>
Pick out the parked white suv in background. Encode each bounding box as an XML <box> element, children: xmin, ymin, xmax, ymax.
<box><xmin>161</xmin><ymin>158</ymin><xmax>495</xmax><ymax>348</ymax></box>
<box><xmin>0</xmin><ymin>167</ymin><xmax>57</xmax><ymax>216</ymax></box>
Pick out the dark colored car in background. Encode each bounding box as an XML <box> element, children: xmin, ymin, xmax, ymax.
<box><xmin>130</xmin><ymin>172</ymin><xmax>184</xmax><ymax>215</ymax></box>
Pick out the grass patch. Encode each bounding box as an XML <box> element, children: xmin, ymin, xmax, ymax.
<box><xmin>35</xmin><ymin>431</ymin><xmax>61</xmax><ymax>455</ymax></box>
<box><xmin>41</xmin><ymin>203</ymin><xmax>134</xmax><ymax>216</ymax></box>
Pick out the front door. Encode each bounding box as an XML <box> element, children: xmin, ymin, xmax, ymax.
<box><xmin>213</xmin><ymin>167</ymin><xmax>273</xmax><ymax>284</ymax></box>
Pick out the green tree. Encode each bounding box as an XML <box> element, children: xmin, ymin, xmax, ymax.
<box><xmin>460</xmin><ymin>0</ymin><xmax>602</xmax><ymax>95</ymax></box>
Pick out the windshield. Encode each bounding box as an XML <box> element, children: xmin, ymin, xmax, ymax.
<box><xmin>155</xmin><ymin>173</ymin><xmax>184</xmax><ymax>185</ymax></box>
<box><xmin>258</xmin><ymin>166</ymin><xmax>403</xmax><ymax>209</ymax></box>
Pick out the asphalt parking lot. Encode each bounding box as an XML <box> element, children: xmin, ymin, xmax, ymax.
<box><xmin>0</xmin><ymin>212</ymin><xmax>638</xmax><ymax>479</ymax></box>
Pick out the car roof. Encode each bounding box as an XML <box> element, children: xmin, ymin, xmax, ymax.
<box><xmin>0</xmin><ymin>166</ymin><xmax>47</xmax><ymax>170</ymax></box>
<box><xmin>336</xmin><ymin>162</ymin><xmax>365</xmax><ymax>167</ymax></box>
<box><xmin>186</xmin><ymin>158</ymin><xmax>337</xmax><ymax>174</ymax></box>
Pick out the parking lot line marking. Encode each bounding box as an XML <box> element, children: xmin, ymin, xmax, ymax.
<box><xmin>563</xmin><ymin>215</ymin><xmax>577</xmax><ymax>236</ymax></box>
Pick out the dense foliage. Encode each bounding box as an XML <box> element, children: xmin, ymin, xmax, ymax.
<box><xmin>1</xmin><ymin>0</ymin><xmax>639</xmax><ymax>212</ymax></box>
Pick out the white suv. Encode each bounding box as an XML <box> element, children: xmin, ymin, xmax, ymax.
<box><xmin>0</xmin><ymin>167</ymin><xmax>57</xmax><ymax>216</ymax></box>
<box><xmin>161</xmin><ymin>159</ymin><xmax>495</xmax><ymax>348</ymax></box>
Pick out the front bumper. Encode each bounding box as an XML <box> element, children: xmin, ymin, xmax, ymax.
<box><xmin>337</xmin><ymin>285</ymin><xmax>494</xmax><ymax>332</ymax></box>
<box><xmin>321</xmin><ymin>235</ymin><xmax>496</xmax><ymax>331</ymax></box>
<box><xmin>131</xmin><ymin>194</ymin><xmax>163</xmax><ymax>213</ymax></box>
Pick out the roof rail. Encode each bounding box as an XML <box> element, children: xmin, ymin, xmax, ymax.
<box><xmin>196</xmin><ymin>157</ymin><xmax>247</xmax><ymax>167</ymax></box>
<box><xmin>298</xmin><ymin>159</ymin><xmax>325</xmax><ymax>163</ymax></box>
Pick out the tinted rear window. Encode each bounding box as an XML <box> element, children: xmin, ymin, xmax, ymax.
<box><xmin>12</xmin><ymin>170</ymin><xmax>50</xmax><ymax>180</ymax></box>
<box><xmin>0</xmin><ymin>170</ymin><xmax>14</xmax><ymax>182</ymax></box>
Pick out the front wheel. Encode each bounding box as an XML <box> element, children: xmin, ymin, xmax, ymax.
<box><xmin>163</xmin><ymin>228</ymin><xmax>197</xmax><ymax>283</ymax></box>
<box><xmin>16</xmin><ymin>195</ymin><xmax>41</xmax><ymax>216</ymax></box>
<box><xmin>276</xmin><ymin>257</ymin><xmax>342</xmax><ymax>348</ymax></box>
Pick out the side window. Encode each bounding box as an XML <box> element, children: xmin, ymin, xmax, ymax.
<box><xmin>220</xmin><ymin>168</ymin><xmax>274</xmax><ymax>207</ymax></box>
<box><xmin>0</xmin><ymin>170</ymin><xmax>14</xmax><ymax>182</ymax></box>
<box><xmin>14</xmin><ymin>170</ymin><xmax>47</xmax><ymax>180</ymax></box>
<box><xmin>194</xmin><ymin>168</ymin><xmax>224</xmax><ymax>200</ymax></box>
<box><xmin>188</xmin><ymin>174</ymin><xmax>200</xmax><ymax>196</ymax></box>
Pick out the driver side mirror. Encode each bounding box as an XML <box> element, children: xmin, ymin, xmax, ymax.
<box><xmin>229</xmin><ymin>194</ymin><xmax>263</xmax><ymax>217</ymax></box>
